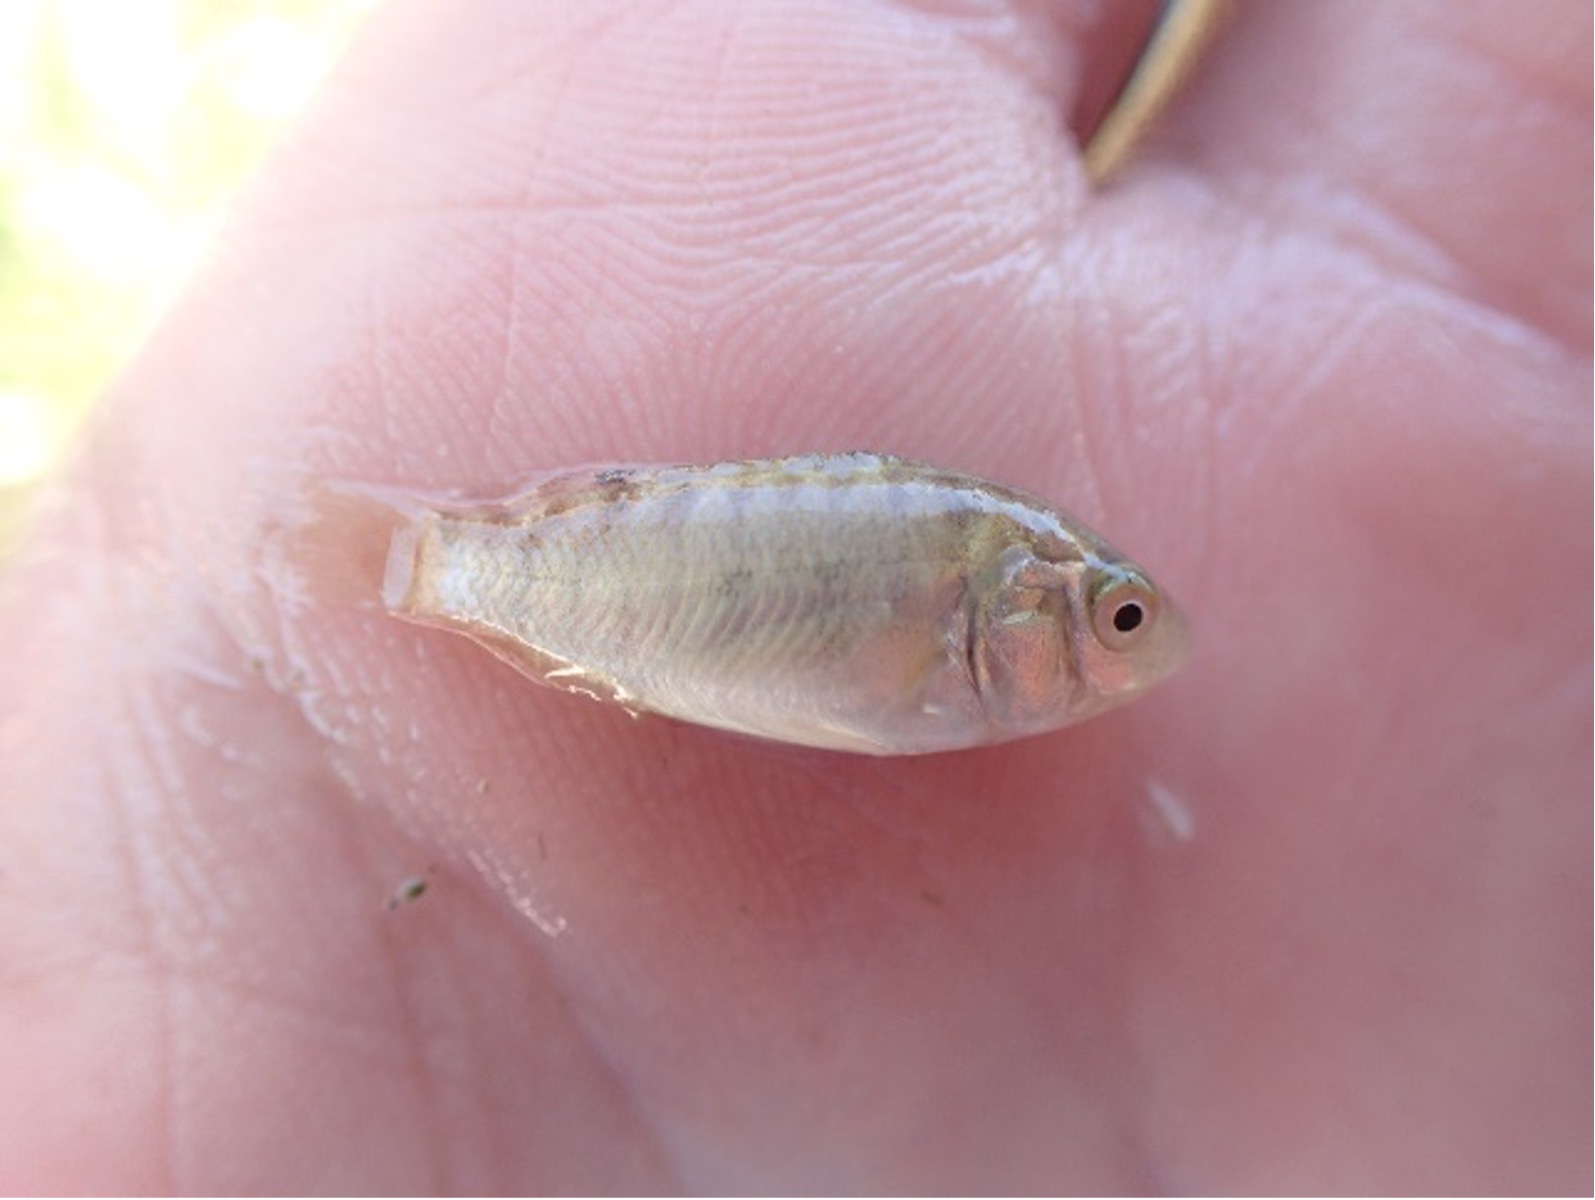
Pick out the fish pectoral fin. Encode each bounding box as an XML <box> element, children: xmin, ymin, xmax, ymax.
<box><xmin>544</xmin><ymin>664</ymin><xmax>644</xmax><ymax>716</ymax></box>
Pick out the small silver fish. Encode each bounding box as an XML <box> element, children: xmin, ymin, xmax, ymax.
<box><xmin>383</xmin><ymin>453</ymin><xmax>1189</xmax><ymax>755</ymax></box>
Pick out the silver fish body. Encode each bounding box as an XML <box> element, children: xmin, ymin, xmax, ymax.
<box><xmin>383</xmin><ymin>453</ymin><xmax>1188</xmax><ymax>754</ymax></box>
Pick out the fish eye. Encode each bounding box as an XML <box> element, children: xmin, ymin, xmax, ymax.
<box><xmin>1090</xmin><ymin>570</ymin><xmax>1158</xmax><ymax>651</ymax></box>
<box><xmin>1112</xmin><ymin>601</ymin><xmax>1144</xmax><ymax>633</ymax></box>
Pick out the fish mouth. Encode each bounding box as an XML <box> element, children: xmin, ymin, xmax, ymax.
<box><xmin>1143</xmin><ymin>596</ymin><xmax>1193</xmax><ymax>683</ymax></box>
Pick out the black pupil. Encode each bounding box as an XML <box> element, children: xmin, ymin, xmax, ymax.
<box><xmin>1112</xmin><ymin>601</ymin><xmax>1144</xmax><ymax>634</ymax></box>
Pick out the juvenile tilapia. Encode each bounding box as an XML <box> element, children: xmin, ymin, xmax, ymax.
<box><xmin>383</xmin><ymin>453</ymin><xmax>1188</xmax><ymax>755</ymax></box>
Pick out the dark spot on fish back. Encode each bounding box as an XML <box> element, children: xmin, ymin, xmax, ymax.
<box><xmin>594</xmin><ymin>467</ymin><xmax>643</xmax><ymax>504</ymax></box>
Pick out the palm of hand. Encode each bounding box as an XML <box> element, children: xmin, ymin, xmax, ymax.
<box><xmin>1</xmin><ymin>3</ymin><xmax>1587</xmax><ymax>1192</ymax></box>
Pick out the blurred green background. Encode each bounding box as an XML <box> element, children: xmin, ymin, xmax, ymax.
<box><xmin>0</xmin><ymin>0</ymin><xmax>372</xmax><ymax>550</ymax></box>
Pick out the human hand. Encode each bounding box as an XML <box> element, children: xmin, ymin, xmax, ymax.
<box><xmin>1</xmin><ymin>2</ymin><xmax>1587</xmax><ymax>1191</ymax></box>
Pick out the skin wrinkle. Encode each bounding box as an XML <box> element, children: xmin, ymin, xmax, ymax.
<box><xmin>1332</xmin><ymin>156</ymin><xmax>1585</xmax><ymax>352</ymax></box>
<box><xmin>1055</xmin><ymin>227</ymin><xmax>1194</xmax><ymax>520</ymax></box>
<box><xmin>152</xmin><ymin>967</ymin><xmax>179</xmax><ymax>1195</ymax></box>
<box><xmin>618</xmin><ymin>862</ymin><xmax>1079</xmax><ymax>1187</ymax></box>
<box><xmin>102</xmin><ymin>642</ymin><xmax>344</xmax><ymax>1189</ymax></box>
<box><xmin>223</xmin><ymin>590</ymin><xmax>679</xmax><ymax>1193</ymax></box>
<box><xmin>1154</xmin><ymin>155</ymin><xmax>1541</xmax><ymax>363</ymax></box>
<box><xmin>700</xmin><ymin>4</ymin><xmax>745</xmax><ymax>155</ymax></box>
<box><xmin>1240</xmin><ymin>197</ymin><xmax>1580</xmax><ymax>403</ymax></box>
<box><xmin>458</xmin><ymin>976</ymin><xmax>518</xmax><ymax>1195</ymax></box>
<box><xmin>1417</xmin><ymin>5</ymin><xmax>1589</xmax><ymax>140</ymax></box>
<box><xmin>1063</xmin><ymin>330</ymin><xmax>1112</xmax><ymax>522</ymax></box>
<box><xmin>1229</xmin><ymin>169</ymin><xmax>1458</xmax><ymax>293</ymax></box>
<box><xmin>1248</xmin><ymin>281</ymin><xmax>1390</xmax><ymax>438</ymax></box>
<box><xmin>522</xmin><ymin>753</ymin><xmax>837</xmax><ymax>1172</ymax></box>
<box><xmin>1177</xmin><ymin>5</ymin><xmax>1590</xmax><ymax>349</ymax></box>
<box><xmin>707</xmin><ymin>743</ymin><xmax>1144</xmax><ymax>1187</ymax></box>
<box><xmin>486</xmin><ymin>219</ymin><xmax>526</xmax><ymax>453</ymax></box>
<box><xmin>915</xmin><ymin>836</ymin><xmax>1154</xmax><ymax>1191</ymax></box>
<box><xmin>99</xmin><ymin>491</ymin><xmax>508</xmax><ymax>1125</ymax></box>
<box><xmin>100</xmin><ymin>680</ymin><xmax>186</xmax><ymax>1195</ymax></box>
<box><xmin>172</xmin><ymin>954</ymin><xmax>425</xmax><ymax>1066</ymax></box>
<box><xmin>293</xmin><ymin>14</ymin><xmax>1090</xmax><ymax>472</ymax></box>
<box><xmin>1427</xmin><ymin>3</ymin><xmax>1589</xmax><ymax>114</ymax></box>
<box><xmin>469</xmin><ymin>31</ymin><xmax>1071</xmax><ymax>271</ymax></box>
<box><xmin>446</xmin><ymin>903</ymin><xmax>687</xmax><ymax>1192</ymax></box>
<box><xmin>108</xmin><ymin>602</ymin><xmax>676</xmax><ymax>1193</ymax></box>
<box><xmin>469</xmin><ymin>844</ymin><xmax>711</xmax><ymax>1191</ymax></box>
<box><xmin>979</xmin><ymin>762</ymin><xmax>1155</xmax><ymax>1190</ymax></box>
<box><xmin>1193</xmin><ymin>228</ymin><xmax>1404</xmax><ymax>489</ymax></box>
<box><xmin>547</xmin><ymin>977</ymin><xmax>692</xmax><ymax>1192</ymax></box>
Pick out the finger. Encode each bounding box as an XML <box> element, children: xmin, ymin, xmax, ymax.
<box><xmin>1140</xmin><ymin>0</ymin><xmax>1591</xmax><ymax>345</ymax></box>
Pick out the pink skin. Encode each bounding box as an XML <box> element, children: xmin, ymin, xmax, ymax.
<box><xmin>0</xmin><ymin>1</ymin><xmax>1587</xmax><ymax>1191</ymax></box>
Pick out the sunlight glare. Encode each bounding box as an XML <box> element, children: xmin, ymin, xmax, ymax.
<box><xmin>0</xmin><ymin>393</ymin><xmax>60</xmax><ymax>488</ymax></box>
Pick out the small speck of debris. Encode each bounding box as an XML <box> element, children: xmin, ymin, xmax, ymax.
<box><xmin>476</xmin><ymin>778</ymin><xmax>491</xmax><ymax>794</ymax></box>
<box><xmin>387</xmin><ymin>873</ymin><xmax>432</xmax><ymax>910</ymax></box>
